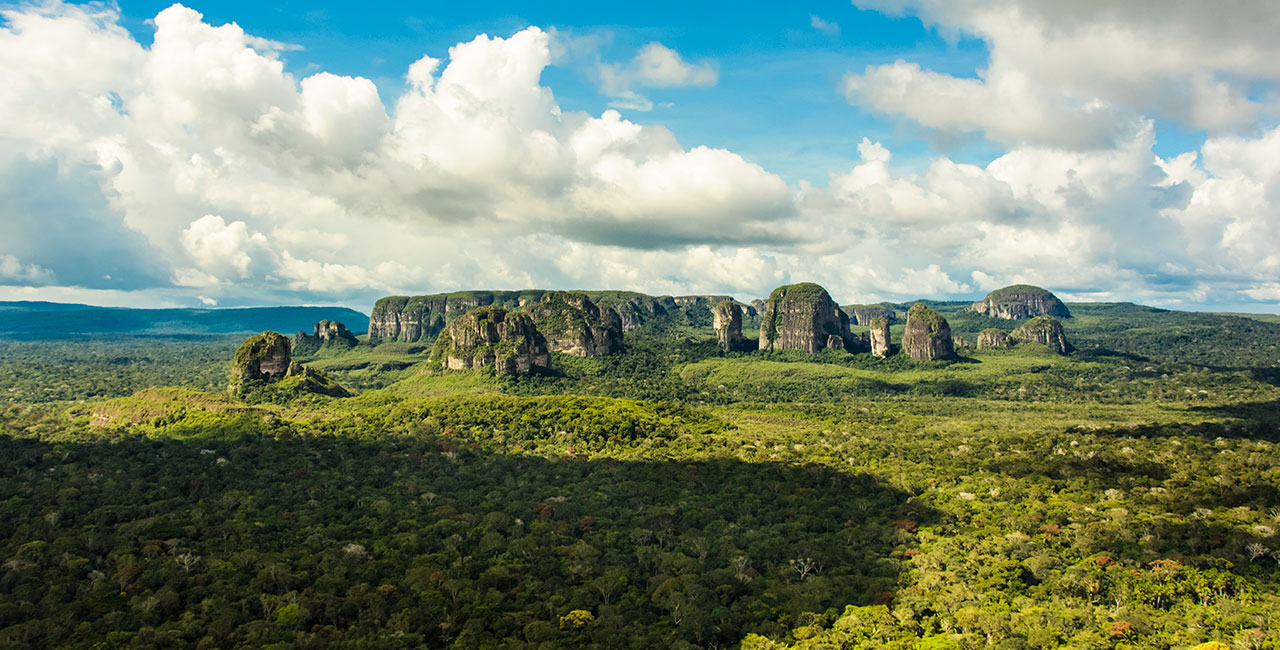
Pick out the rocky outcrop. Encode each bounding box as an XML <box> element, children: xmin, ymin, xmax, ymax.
<box><xmin>430</xmin><ymin>306</ymin><xmax>550</xmax><ymax>375</ymax></box>
<box><xmin>1012</xmin><ymin>316</ymin><xmax>1070</xmax><ymax>354</ymax></box>
<box><xmin>749</xmin><ymin>299</ymin><xmax>765</xmax><ymax>316</ymax></box>
<box><xmin>977</xmin><ymin>328</ymin><xmax>1011</xmax><ymax>350</ymax></box>
<box><xmin>713</xmin><ymin>301</ymin><xmax>747</xmax><ymax>352</ymax></box>
<box><xmin>229</xmin><ymin>331</ymin><xmax>350</xmax><ymax>397</ymax></box>
<box><xmin>524</xmin><ymin>292</ymin><xmax>623</xmax><ymax>357</ymax></box>
<box><xmin>902</xmin><ymin>304</ymin><xmax>954</xmax><ymax>361</ymax></box>
<box><xmin>293</xmin><ymin>320</ymin><xmax>357</xmax><ymax>355</ymax></box>
<box><xmin>369</xmin><ymin>291</ymin><xmax>545</xmax><ymax>342</ymax></box>
<box><xmin>231</xmin><ymin>331</ymin><xmax>292</xmax><ymax>385</ymax></box>
<box><xmin>869</xmin><ymin>318</ymin><xmax>891</xmax><ymax>357</ymax></box>
<box><xmin>371</xmin><ymin>289</ymin><xmax>750</xmax><ymax>339</ymax></box>
<box><xmin>971</xmin><ymin>285</ymin><xmax>1070</xmax><ymax>320</ymax></box>
<box><xmin>758</xmin><ymin>283</ymin><xmax>851</xmax><ymax>353</ymax></box>
<box><xmin>847</xmin><ymin>305</ymin><xmax>897</xmax><ymax>326</ymax></box>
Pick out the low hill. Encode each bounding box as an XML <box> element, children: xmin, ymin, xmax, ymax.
<box><xmin>0</xmin><ymin>302</ymin><xmax>369</xmax><ymax>338</ymax></box>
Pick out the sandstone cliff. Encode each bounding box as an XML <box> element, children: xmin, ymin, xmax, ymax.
<box><xmin>847</xmin><ymin>304</ymin><xmax>897</xmax><ymax>326</ymax></box>
<box><xmin>430</xmin><ymin>306</ymin><xmax>550</xmax><ymax>375</ymax></box>
<box><xmin>758</xmin><ymin>283</ymin><xmax>851</xmax><ymax>353</ymax></box>
<box><xmin>977</xmin><ymin>328</ymin><xmax>1011</xmax><ymax>350</ymax></box>
<box><xmin>293</xmin><ymin>319</ymin><xmax>357</xmax><ymax>355</ymax></box>
<box><xmin>371</xmin><ymin>290</ymin><xmax>736</xmax><ymax>340</ymax></box>
<box><xmin>869</xmin><ymin>318</ymin><xmax>891</xmax><ymax>357</ymax></box>
<box><xmin>230</xmin><ymin>331</ymin><xmax>349</xmax><ymax>397</ymax></box>
<box><xmin>370</xmin><ymin>291</ymin><xmax>547</xmax><ymax>342</ymax></box>
<box><xmin>713</xmin><ymin>301</ymin><xmax>748</xmax><ymax>352</ymax></box>
<box><xmin>902</xmin><ymin>304</ymin><xmax>954</xmax><ymax>361</ymax></box>
<box><xmin>231</xmin><ymin>331</ymin><xmax>292</xmax><ymax>385</ymax></box>
<box><xmin>524</xmin><ymin>292</ymin><xmax>623</xmax><ymax>357</ymax></box>
<box><xmin>1011</xmin><ymin>316</ymin><xmax>1070</xmax><ymax>354</ymax></box>
<box><xmin>971</xmin><ymin>284</ymin><xmax>1071</xmax><ymax>320</ymax></box>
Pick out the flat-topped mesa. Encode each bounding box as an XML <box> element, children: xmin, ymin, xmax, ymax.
<box><xmin>971</xmin><ymin>284</ymin><xmax>1071</xmax><ymax>320</ymax></box>
<box><xmin>869</xmin><ymin>318</ymin><xmax>891</xmax><ymax>357</ymax></box>
<box><xmin>977</xmin><ymin>328</ymin><xmax>1011</xmax><ymax>350</ymax></box>
<box><xmin>430</xmin><ymin>306</ymin><xmax>550</xmax><ymax>375</ymax></box>
<box><xmin>293</xmin><ymin>320</ymin><xmax>357</xmax><ymax>355</ymax></box>
<box><xmin>847</xmin><ymin>304</ymin><xmax>897</xmax><ymax>326</ymax></box>
<box><xmin>369</xmin><ymin>291</ymin><xmax>546</xmax><ymax>342</ymax></box>
<box><xmin>712</xmin><ymin>301</ymin><xmax>747</xmax><ymax>352</ymax></box>
<box><xmin>586</xmin><ymin>292</ymin><xmax>668</xmax><ymax>331</ymax></box>
<box><xmin>758</xmin><ymin>282</ymin><xmax>852</xmax><ymax>353</ymax></box>
<box><xmin>1011</xmin><ymin>315</ymin><xmax>1070</xmax><ymax>354</ymax></box>
<box><xmin>902</xmin><ymin>303</ymin><xmax>954</xmax><ymax>361</ymax></box>
<box><xmin>524</xmin><ymin>292</ymin><xmax>623</xmax><ymax>357</ymax></box>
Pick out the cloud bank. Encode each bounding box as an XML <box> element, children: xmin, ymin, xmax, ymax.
<box><xmin>0</xmin><ymin>2</ymin><xmax>1277</xmax><ymax>311</ymax></box>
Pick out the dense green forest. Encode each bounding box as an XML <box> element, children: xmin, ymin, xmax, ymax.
<box><xmin>2</xmin><ymin>301</ymin><xmax>1279</xmax><ymax>649</ymax></box>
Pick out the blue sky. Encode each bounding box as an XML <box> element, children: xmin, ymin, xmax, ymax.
<box><xmin>0</xmin><ymin>1</ymin><xmax>1278</xmax><ymax>312</ymax></box>
<box><xmin>111</xmin><ymin>0</ymin><xmax>1001</xmax><ymax>181</ymax></box>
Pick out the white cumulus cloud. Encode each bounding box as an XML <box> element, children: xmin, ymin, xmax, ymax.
<box><xmin>597</xmin><ymin>42</ymin><xmax>717</xmax><ymax>111</ymax></box>
<box><xmin>846</xmin><ymin>0</ymin><xmax>1280</xmax><ymax>148</ymax></box>
<box><xmin>0</xmin><ymin>1</ymin><xmax>1276</xmax><ymax>313</ymax></box>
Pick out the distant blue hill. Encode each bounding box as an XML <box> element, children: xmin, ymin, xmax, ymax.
<box><xmin>0</xmin><ymin>302</ymin><xmax>369</xmax><ymax>338</ymax></box>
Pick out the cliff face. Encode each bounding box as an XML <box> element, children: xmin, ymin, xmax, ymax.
<box><xmin>371</xmin><ymin>290</ymin><xmax>736</xmax><ymax>339</ymax></box>
<box><xmin>977</xmin><ymin>328</ymin><xmax>1011</xmax><ymax>350</ymax></box>
<box><xmin>847</xmin><ymin>305</ymin><xmax>897</xmax><ymax>326</ymax></box>
<box><xmin>902</xmin><ymin>304</ymin><xmax>954</xmax><ymax>361</ymax></box>
<box><xmin>294</xmin><ymin>320</ymin><xmax>357</xmax><ymax>355</ymax></box>
<box><xmin>430</xmin><ymin>306</ymin><xmax>550</xmax><ymax>375</ymax></box>
<box><xmin>869</xmin><ymin>318</ymin><xmax>891</xmax><ymax>357</ymax></box>
<box><xmin>369</xmin><ymin>291</ymin><xmax>545</xmax><ymax>342</ymax></box>
<box><xmin>525</xmin><ymin>292</ymin><xmax>623</xmax><ymax>357</ymax></box>
<box><xmin>713</xmin><ymin>301</ymin><xmax>746</xmax><ymax>352</ymax></box>
<box><xmin>231</xmin><ymin>331</ymin><xmax>292</xmax><ymax>385</ymax></box>
<box><xmin>757</xmin><ymin>283</ymin><xmax>851</xmax><ymax>353</ymax></box>
<box><xmin>1012</xmin><ymin>316</ymin><xmax>1070</xmax><ymax>354</ymax></box>
<box><xmin>971</xmin><ymin>284</ymin><xmax>1071</xmax><ymax>320</ymax></box>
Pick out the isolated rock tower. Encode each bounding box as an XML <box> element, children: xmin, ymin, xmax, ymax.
<box><xmin>901</xmin><ymin>304</ymin><xmax>954</xmax><ymax>361</ymax></box>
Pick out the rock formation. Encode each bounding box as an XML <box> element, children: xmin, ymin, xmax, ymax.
<box><xmin>848</xmin><ymin>305</ymin><xmax>897</xmax><ymax>326</ymax></box>
<box><xmin>231</xmin><ymin>331</ymin><xmax>292</xmax><ymax>385</ymax></box>
<box><xmin>901</xmin><ymin>304</ymin><xmax>954</xmax><ymax>361</ymax></box>
<box><xmin>430</xmin><ymin>306</ymin><xmax>550</xmax><ymax>375</ymax></box>
<box><xmin>970</xmin><ymin>284</ymin><xmax>1071</xmax><ymax>320</ymax></box>
<box><xmin>869</xmin><ymin>318</ymin><xmax>891</xmax><ymax>357</ymax></box>
<box><xmin>1011</xmin><ymin>316</ymin><xmax>1070</xmax><ymax>354</ymax></box>
<box><xmin>293</xmin><ymin>320</ymin><xmax>357</xmax><ymax>355</ymax></box>
<box><xmin>230</xmin><ymin>331</ymin><xmax>349</xmax><ymax>397</ymax></box>
<box><xmin>977</xmin><ymin>328</ymin><xmax>1011</xmax><ymax>350</ymax></box>
<box><xmin>369</xmin><ymin>291</ymin><xmax>546</xmax><ymax>342</ymax></box>
<box><xmin>757</xmin><ymin>283</ymin><xmax>852</xmax><ymax>353</ymax></box>
<box><xmin>712</xmin><ymin>301</ymin><xmax>747</xmax><ymax>352</ymax></box>
<box><xmin>524</xmin><ymin>292</ymin><xmax>623</xmax><ymax>357</ymax></box>
<box><xmin>371</xmin><ymin>290</ymin><xmax>742</xmax><ymax>340</ymax></box>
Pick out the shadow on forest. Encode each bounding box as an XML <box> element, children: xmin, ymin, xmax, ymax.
<box><xmin>0</xmin><ymin>432</ymin><xmax>935</xmax><ymax>649</ymax></box>
<box><xmin>1076</xmin><ymin>402</ymin><xmax>1280</xmax><ymax>443</ymax></box>
<box><xmin>1248</xmin><ymin>367</ymin><xmax>1280</xmax><ymax>387</ymax></box>
<box><xmin>1071</xmin><ymin>347</ymin><xmax>1153</xmax><ymax>364</ymax></box>
<box><xmin>986</xmin><ymin>454</ymin><xmax>1171</xmax><ymax>485</ymax></box>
